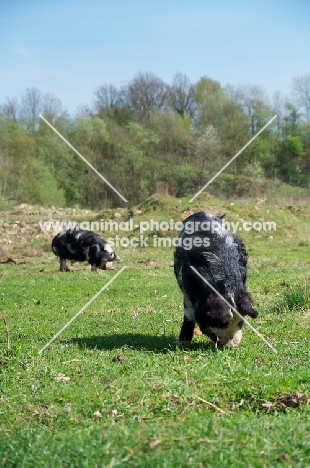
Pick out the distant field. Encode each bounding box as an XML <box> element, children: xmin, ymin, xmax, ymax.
<box><xmin>0</xmin><ymin>194</ymin><xmax>310</xmax><ymax>467</ymax></box>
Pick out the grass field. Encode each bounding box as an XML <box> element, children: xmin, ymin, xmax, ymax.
<box><xmin>0</xmin><ymin>194</ymin><xmax>310</xmax><ymax>467</ymax></box>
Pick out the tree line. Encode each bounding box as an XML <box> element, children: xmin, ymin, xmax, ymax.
<box><xmin>1</xmin><ymin>72</ymin><xmax>310</xmax><ymax>208</ymax></box>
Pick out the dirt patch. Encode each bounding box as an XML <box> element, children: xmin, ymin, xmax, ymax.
<box><xmin>261</xmin><ymin>392</ymin><xmax>308</xmax><ymax>411</ymax></box>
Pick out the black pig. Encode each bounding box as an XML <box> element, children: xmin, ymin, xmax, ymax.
<box><xmin>52</xmin><ymin>229</ymin><xmax>121</xmax><ymax>271</ymax></box>
<box><xmin>174</xmin><ymin>211</ymin><xmax>258</xmax><ymax>348</ymax></box>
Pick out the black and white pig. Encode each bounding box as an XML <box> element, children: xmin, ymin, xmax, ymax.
<box><xmin>52</xmin><ymin>229</ymin><xmax>121</xmax><ymax>271</ymax></box>
<box><xmin>174</xmin><ymin>211</ymin><xmax>258</xmax><ymax>348</ymax></box>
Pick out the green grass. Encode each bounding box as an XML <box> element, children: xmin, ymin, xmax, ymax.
<box><xmin>1</xmin><ymin>196</ymin><xmax>310</xmax><ymax>467</ymax></box>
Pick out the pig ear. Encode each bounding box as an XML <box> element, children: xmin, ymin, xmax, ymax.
<box><xmin>237</xmin><ymin>291</ymin><xmax>258</xmax><ymax>318</ymax></box>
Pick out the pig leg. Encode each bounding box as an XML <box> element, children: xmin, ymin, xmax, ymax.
<box><xmin>177</xmin><ymin>294</ymin><xmax>195</xmax><ymax>347</ymax></box>
<box><xmin>60</xmin><ymin>258</ymin><xmax>70</xmax><ymax>271</ymax></box>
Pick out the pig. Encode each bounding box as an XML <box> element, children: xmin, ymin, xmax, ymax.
<box><xmin>51</xmin><ymin>229</ymin><xmax>121</xmax><ymax>271</ymax></box>
<box><xmin>174</xmin><ymin>211</ymin><xmax>258</xmax><ymax>348</ymax></box>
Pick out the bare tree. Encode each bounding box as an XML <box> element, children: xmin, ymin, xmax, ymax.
<box><xmin>94</xmin><ymin>83</ymin><xmax>121</xmax><ymax>113</ymax></box>
<box><xmin>41</xmin><ymin>93</ymin><xmax>65</xmax><ymax>123</ymax></box>
<box><xmin>195</xmin><ymin>125</ymin><xmax>224</xmax><ymax>184</ymax></box>
<box><xmin>0</xmin><ymin>97</ymin><xmax>19</xmax><ymax>121</ymax></box>
<box><xmin>271</xmin><ymin>91</ymin><xmax>286</xmax><ymax>132</ymax></box>
<box><xmin>19</xmin><ymin>87</ymin><xmax>42</xmax><ymax>132</ymax></box>
<box><xmin>168</xmin><ymin>72</ymin><xmax>196</xmax><ymax>117</ymax></box>
<box><xmin>122</xmin><ymin>72</ymin><xmax>169</xmax><ymax>121</ymax></box>
<box><xmin>76</xmin><ymin>103</ymin><xmax>94</xmax><ymax>119</ymax></box>
<box><xmin>226</xmin><ymin>84</ymin><xmax>269</xmax><ymax>135</ymax></box>
<box><xmin>291</xmin><ymin>74</ymin><xmax>310</xmax><ymax>120</ymax></box>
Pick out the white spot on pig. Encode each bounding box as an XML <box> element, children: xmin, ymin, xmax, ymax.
<box><xmin>225</xmin><ymin>235</ymin><xmax>234</xmax><ymax>247</ymax></box>
<box><xmin>105</xmin><ymin>243</ymin><xmax>114</xmax><ymax>254</ymax></box>
<box><xmin>208</xmin><ymin>312</ymin><xmax>242</xmax><ymax>348</ymax></box>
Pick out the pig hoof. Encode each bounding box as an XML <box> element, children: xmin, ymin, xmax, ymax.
<box><xmin>177</xmin><ymin>340</ymin><xmax>192</xmax><ymax>348</ymax></box>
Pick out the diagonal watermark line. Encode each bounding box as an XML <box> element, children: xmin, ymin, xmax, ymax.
<box><xmin>190</xmin><ymin>115</ymin><xmax>277</xmax><ymax>202</ymax></box>
<box><xmin>39</xmin><ymin>114</ymin><xmax>128</xmax><ymax>203</ymax></box>
<box><xmin>39</xmin><ymin>266</ymin><xmax>127</xmax><ymax>354</ymax></box>
<box><xmin>189</xmin><ymin>266</ymin><xmax>277</xmax><ymax>353</ymax></box>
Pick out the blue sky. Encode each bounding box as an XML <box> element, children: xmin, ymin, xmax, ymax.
<box><xmin>1</xmin><ymin>0</ymin><xmax>310</xmax><ymax>115</ymax></box>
